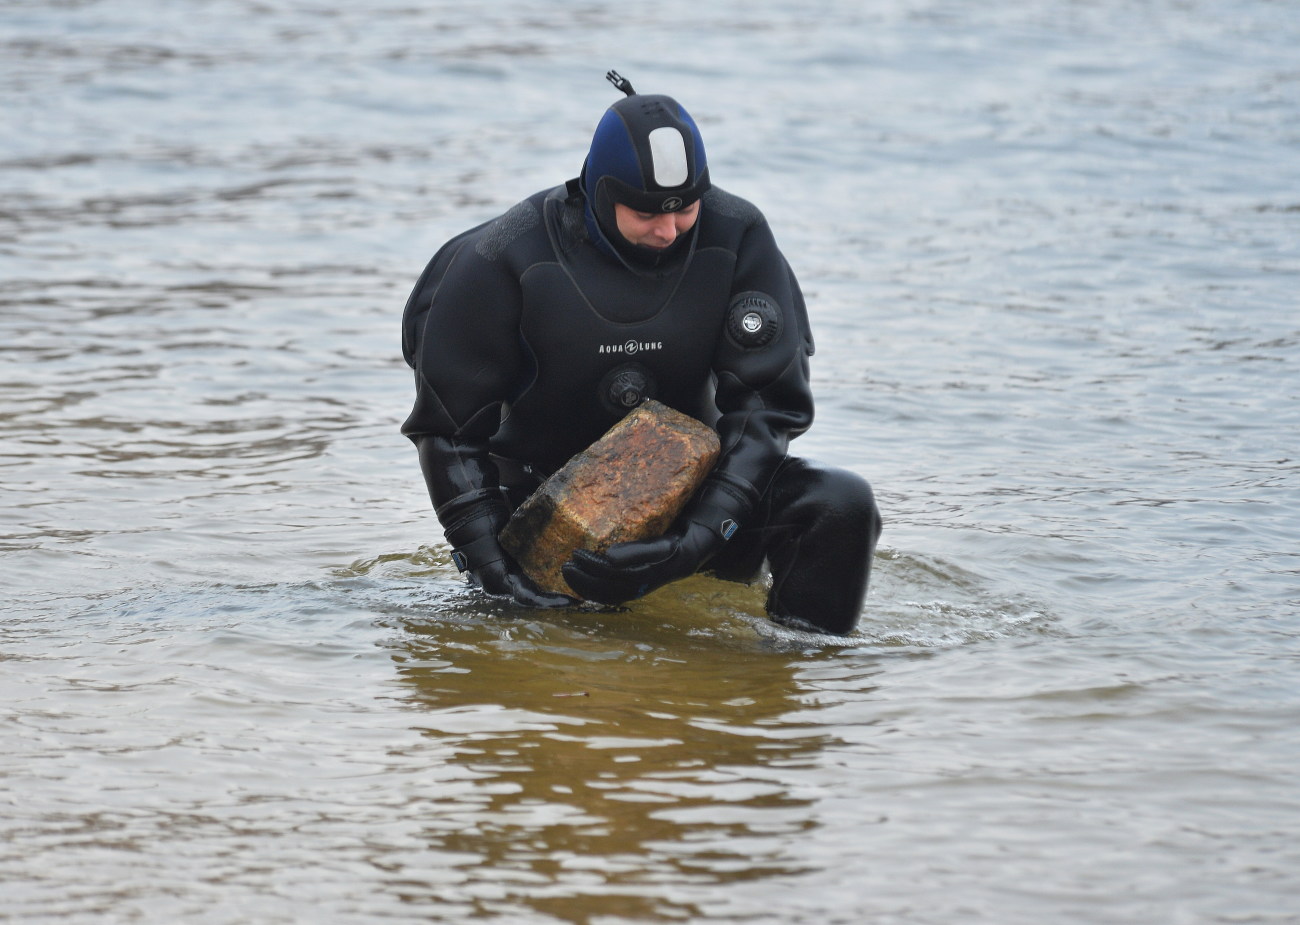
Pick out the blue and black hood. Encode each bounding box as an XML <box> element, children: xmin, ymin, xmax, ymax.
<box><xmin>578</xmin><ymin>72</ymin><xmax>710</xmax><ymax>263</ymax></box>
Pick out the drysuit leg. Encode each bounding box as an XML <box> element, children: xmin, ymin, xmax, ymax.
<box><xmin>709</xmin><ymin>457</ymin><xmax>883</xmax><ymax>635</ymax></box>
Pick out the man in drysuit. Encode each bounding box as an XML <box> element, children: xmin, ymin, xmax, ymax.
<box><xmin>401</xmin><ymin>72</ymin><xmax>882</xmax><ymax>635</ymax></box>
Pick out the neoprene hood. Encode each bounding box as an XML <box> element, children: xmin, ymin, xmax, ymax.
<box><xmin>579</xmin><ymin>80</ymin><xmax>710</xmax><ymax>261</ymax></box>
<box><xmin>581</xmin><ymin>93</ymin><xmax>710</xmax><ymax>214</ymax></box>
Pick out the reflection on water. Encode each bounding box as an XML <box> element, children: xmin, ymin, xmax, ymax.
<box><xmin>389</xmin><ymin>601</ymin><xmax>846</xmax><ymax>920</ymax></box>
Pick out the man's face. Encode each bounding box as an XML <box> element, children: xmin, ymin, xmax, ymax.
<box><xmin>613</xmin><ymin>201</ymin><xmax>701</xmax><ymax>250</ymax></box>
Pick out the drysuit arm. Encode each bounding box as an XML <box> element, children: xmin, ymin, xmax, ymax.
<box><xmin>401</xmin><ymin>211</ymin><xmax>572</xmax><ymax>608</ymax></box>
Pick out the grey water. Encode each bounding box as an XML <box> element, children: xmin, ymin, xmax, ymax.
<box><xmin>3</xmin><ymin>1</ymin><xmax>1298</xmax><ymax>922</ymax></box>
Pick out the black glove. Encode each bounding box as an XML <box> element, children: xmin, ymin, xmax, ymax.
<box><xmin>561</xmin><ymin>478</ymin><xmax>754</xmax><ymax>605</ymax></box>
<box><xmin>468</xmin><ymin>557</ymin><xmax>575</xmax><ymax>609</ymax></box>
<box><xmin>443</xmin><ymin>492</ymin><xmax>574</xmax><ymax>608</ymax></box>
<box><xmin>561</xmin><ymin>521</ymin><xmax>720</xmax><ymax>605</ymax></box>
<box><xmin>415</xmin><ymin>434</ymin><xmax>573</xmax><ymax>609</ymax></box>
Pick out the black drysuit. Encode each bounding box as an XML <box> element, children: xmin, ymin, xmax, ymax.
<box><xmin>401</xmin><ymin>182</ymin><xmax>881</xmax><ymax>634</ymax></box>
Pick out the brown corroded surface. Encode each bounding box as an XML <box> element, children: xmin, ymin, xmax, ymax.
<box><xmin>499</xmin><ymin>400</ymin><xmax>720</xmax><ymax>597</ymax></box>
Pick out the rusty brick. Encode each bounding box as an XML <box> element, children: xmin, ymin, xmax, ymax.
<box><xmin>499</xmin><ymin>400</ymin><xmax>720</xmax><ymax>597</ymax></box>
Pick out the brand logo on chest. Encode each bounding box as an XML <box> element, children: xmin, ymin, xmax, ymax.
<box><xmin>598</xmin><ymin>339</ymin><xmax>664</xmax><ymax>356</ymax></box>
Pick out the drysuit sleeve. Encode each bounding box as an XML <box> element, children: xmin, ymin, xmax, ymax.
<box><xmin>400</xmin><ymin>219</ymin><xmax>568</xmax><ymax>607</ymax></box>
<box><xmin>401</xmin><ymin>225</ymin><xmax>525</xmax><ymax>448</ymax></box>
<box><xmin>401</xmin><ymin>225</ymin><xmax>520</xmax><ymax>527</ymax></box>
<box><xmin>692</xmin><ymin>216</ymin><xmax>816</xmax><ymax>533</ymax></box>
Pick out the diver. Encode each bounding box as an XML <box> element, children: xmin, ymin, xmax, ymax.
<box><xmin>401</xmin><ymin>71</ymin><xmax>883</xmax><ymax>635</ymax></box>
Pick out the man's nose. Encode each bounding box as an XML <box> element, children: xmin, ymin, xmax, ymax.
<box><xmin>650</xmin><ymin>213</ymin><xmax>677</xmax><ymax>239</ymax></box>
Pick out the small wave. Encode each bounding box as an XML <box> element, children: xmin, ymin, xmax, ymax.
<box><xmin>335</xmin><ymin>543</ymin><xmax>1050</xmax><ymax>654</ymax></box>
<box><xmin>853</xmin><ymin>547</ymin><xmax>1054</xmax><ymax>649</ymax></box>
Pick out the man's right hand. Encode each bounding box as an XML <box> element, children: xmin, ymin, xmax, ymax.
<box><xmin>412</xmin><ymin>433</ymin><xmax>574</xmax><ymax>609</ymax></box>
<box><xmin>468</xmin><ymin>556</ymin><xmax>575</xmax><ymax>609</ymax></box>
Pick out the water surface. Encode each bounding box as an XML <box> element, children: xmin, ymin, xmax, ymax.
<box><xmin>3</xmin><ymin>1</ymin><xmax>1298</xmax><ymax>922</ymax></box>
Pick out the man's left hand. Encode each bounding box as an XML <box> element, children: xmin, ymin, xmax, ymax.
<box><xmin>562</xmin><ymin>522</ymin><xmax>720</xmax><ymax>605</ymax></box>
